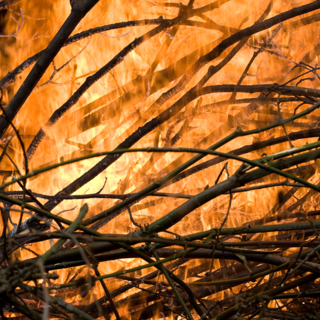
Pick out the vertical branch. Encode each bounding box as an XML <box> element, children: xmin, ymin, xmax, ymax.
<box><xmin>93</xmin><ymin>265</ymin><xmax>121</xmax><ymax>320</ymax></box>
<box><xmin>0</xmin><ymin>0</ymin><xmax>99</xmax><ymax>138</ymax></box>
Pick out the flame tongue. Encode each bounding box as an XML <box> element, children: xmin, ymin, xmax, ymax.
<box><xmin>1</xmin><ymin>0</ymin><xmax>320</xmax><ymax>318</ymax></box>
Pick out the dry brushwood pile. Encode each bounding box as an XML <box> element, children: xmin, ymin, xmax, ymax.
<box><xmin>4</xmin><ymin>0</ymin><xmax>320</xmax><ymax>319</ymax></box>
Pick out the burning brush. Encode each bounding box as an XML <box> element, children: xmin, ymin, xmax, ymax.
<box><xmin>1</xmin><ymin>0</ymin><xmax>320</xmax><ymax>319</ymax></box>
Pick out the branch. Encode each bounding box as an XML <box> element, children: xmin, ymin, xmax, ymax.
<box><xmin>0</xmin><ymin>0</ymin><xmax>100</xmax><ymax>138</ymax></box>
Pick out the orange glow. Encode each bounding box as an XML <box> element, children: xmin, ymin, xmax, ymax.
<box><xmin>1</xmin><ymin>0</ymin><xmax>320</xmax><ymax>318</ymax></box>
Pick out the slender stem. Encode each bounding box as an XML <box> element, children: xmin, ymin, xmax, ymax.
<box><xmin>38</xmin><ymin>203</ymin><xmax>88</xmax><ymax>263</ymax></box>
<box><xmin>93</xmin><ymin>265</ymin><xmax>121</xmax><ymax>320</ymax></box>
<box><xmin>212</xmin><ymin>273</ymin><xmax>318</xmax><ymax>320</ymax></box>
<box><xmin>189</xmin><ymin>262</ymin><xmax>289</xmax><ymax>286</ymax></box>
<box><xmin>0</xmin><ymin>2</ymin><xmax>100</xmax><ymax>138</ymax></box>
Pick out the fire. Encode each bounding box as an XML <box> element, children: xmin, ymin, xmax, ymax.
<box><xmin>1</xmin><ymin>0</ymin><xmax>320</xmax><ymax>319</ymax></box>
